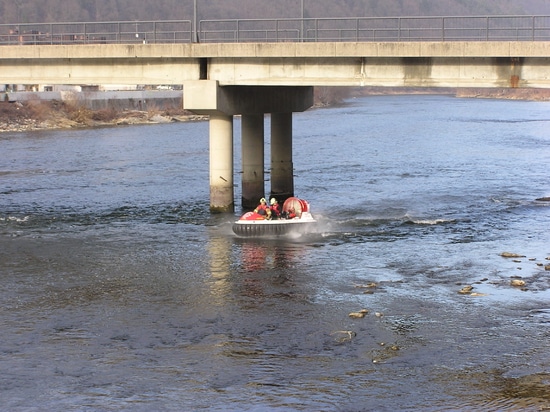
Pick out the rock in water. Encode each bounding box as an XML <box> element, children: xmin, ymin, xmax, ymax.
<box><xmin>500</xmin><ymin>252</ymin><xmax>526</xmax><ymax>258</ymax></box>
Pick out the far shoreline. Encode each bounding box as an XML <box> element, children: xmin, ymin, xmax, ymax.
<box><xmin>1</xmin><ymin>87</ymin><xmax>549</xmax><ymax>134</ymax></box>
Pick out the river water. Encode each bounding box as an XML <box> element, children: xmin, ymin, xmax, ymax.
<box><xmin>1</xmin><ymin>95</ymin><xmax>549</xmax><ymax>411</ymax></box>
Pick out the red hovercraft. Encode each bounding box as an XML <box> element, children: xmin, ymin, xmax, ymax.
<box><xmin>232</xmin><ymin>197</ymin><xmax>317</xmax><ymax>237</ymax></box>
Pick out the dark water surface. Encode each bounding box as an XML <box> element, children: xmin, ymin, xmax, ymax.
<box><xmin>1</xmin><ymin>96</ymin><xmax>549</xmax><ymax>411</ymax></box>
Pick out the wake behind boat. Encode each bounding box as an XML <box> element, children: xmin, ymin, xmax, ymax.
<box><xmin>232</xmin><ymin>197</ymin><xmax>317</xmax><ymax>237</ymax></box>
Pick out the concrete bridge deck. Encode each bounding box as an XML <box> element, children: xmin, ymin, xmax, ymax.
<box><xmin>1</xmin><ymin>41</ymin><xmax>549</xmax><ymax>88</ymax></box>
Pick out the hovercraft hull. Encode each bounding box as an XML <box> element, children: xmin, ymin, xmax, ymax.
<box><xmin>232</xmin><ymin>216</ymin><xmax>316</xmax><ymax>237</ymax></box>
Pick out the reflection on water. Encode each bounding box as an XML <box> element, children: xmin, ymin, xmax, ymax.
<box><xmin>208</xmin><ymin>232</ymin><xmax>233</xmax><ymax>304</ymax></box>
<box><xmin>237</xmin><ymin>240</ymin><xmax>306</xmax><ymax>272</ymax></box>
<box><xmin>208</xmin><ymin>232</ymin><xmax>314</xmax><ymax>310</ymax></box>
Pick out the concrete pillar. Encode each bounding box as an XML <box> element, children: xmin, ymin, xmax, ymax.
<box><xmin>184</xmin><ymin>81</ymin><xmax>312</xmax><ymax>210</ymax></box>
<box><xmin>241</xmin><ymin>114</ymin><xmax>265</xmax><ymax>209</ymax></box>
<box><xmin>209</xmin><ymin>114</ymin><xmax>234</xmax><ymax>212</ymax></box>
<box><xmin>270</xmin><ymin>112</ymin><xmax>294</xmax><ymax>201</ymax></box>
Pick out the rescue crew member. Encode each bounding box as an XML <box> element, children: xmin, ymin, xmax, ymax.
<box><xmin>286</xmin><ymin>207</ymin><xmax>296</xmax><ymax>219</ymax></box>
<box><xmin>270</xmin><ymin>198</ymin><xmax>281</xmax><ymax>219</ymax></box>
<box><xmin>254</xmin><ymin>197</ymin><xmax>271</xmax><ymax>218</ymax></box>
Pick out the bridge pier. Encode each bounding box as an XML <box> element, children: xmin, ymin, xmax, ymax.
<box><xmin>270</xmin><ymin>112</ymin><xmax>294</xmax><ymax>202</ymax></box>
<box><xmin>184</xmin><ymin>81</ymin><xmax>313</xmax><ymax>212</ymax></box>
<box><xmin>209</xmin><ymin>114</ymin><xmax>234</xmax><ymax>212</ymax></box>
<box><xmin>241</xmin><ymin>114</ymin><xmax>265</xmax><ymax>210</ymax></box>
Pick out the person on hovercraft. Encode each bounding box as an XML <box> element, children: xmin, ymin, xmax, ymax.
<box><xmin>254</xmin><ymin>198</ymin><xmax>271</xmax><ymax>219</ymax></box>
<box><xmin>269</xmin><ymin>198</ymin><xmax>281</xmax><ymax>219</ymax></box>
<box><xmin>287</xmin><ymin>207</ymin><xmax>296</xmax><ymax>219</ymax></box>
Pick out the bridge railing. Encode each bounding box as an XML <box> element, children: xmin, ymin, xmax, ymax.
<box><xmin>1</xmin><ymin>15</ymin><xmax>549</xmax><ymax>45</ymax></box>
<box><xmin>0</xmin><ymin>20</ymin><xmax>193</xmax><ymax>45</ymax></box>
<box><xmin>198</xmin><ymin>16</ymin><xmax>550</xmax><ymax>42</ymax></box>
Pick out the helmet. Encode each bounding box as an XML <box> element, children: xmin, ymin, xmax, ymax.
<box><xmin>270</xmin><ymin>198</ymin><xmax>277</xmax><ymax>205</ymax></box>
<box><xmin>260</xmin><ymin>198</ymin><xmax>266</xmax><ymax>203</ymax></box>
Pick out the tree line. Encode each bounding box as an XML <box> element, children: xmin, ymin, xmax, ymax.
<box><xmin>1</xmin><ymin>0</ymin><xmax>547</xmax><ymax>25</ymax></box>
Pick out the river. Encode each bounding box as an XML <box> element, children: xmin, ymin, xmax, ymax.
<box><xmin>1</xmin><ymin>95</ymin><xmax>549</xmax><ymax>411</ymax></box>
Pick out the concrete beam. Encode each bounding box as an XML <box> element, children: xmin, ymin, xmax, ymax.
<box><xmin>0</xmin><ymin>57</ymin><xmax>200</xmax><ymax>85</ymax></box>
<box><xmin>183</xmin><ymin>80</ymin><xmax>314</xmax><ymax>115</ymax></box>
<box><xmin>206</xmin><ymin>56</ymin><xmax>550</xmax><ymax>88</ymax></box>
<box><xmin>1</xmin><ymin>42</ymin><xmax>549</xmax><ymax>87</ymax></box>
<box><xmin>4</xmin><ymin>42</ymin><xmax>548</xmax><ymax>59</ymax></box>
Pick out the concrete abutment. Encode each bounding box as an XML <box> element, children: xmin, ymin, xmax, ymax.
<box><xmin>183</xmin><ymin>80</ymin><xmax>313</xmax><ymax>212</ymax></box>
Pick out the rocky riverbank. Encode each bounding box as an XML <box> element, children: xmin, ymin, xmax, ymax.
<box><xmin>456</xmin><ymin>87</ymin><xmax>550</xmax><ymax>100</ymax></box>
<box><xmin>358</xmin><ymin>86</ymin><xmax>550</xmax><ymax>101</ymax></box>
<box><xmin>1</xmin><ymin>88</ymin><xmax>549</xmax><ymax>133</ymax></box>
<box><xmin>0</xmin><ymin>100</ymin><xmax>206</xmax><ymax>133</ymax></box>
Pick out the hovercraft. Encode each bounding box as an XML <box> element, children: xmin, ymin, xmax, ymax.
<box><xmin>232</xmin><ymin>197</ymin><xmax>317</xmax><ymax>237</ymax></box>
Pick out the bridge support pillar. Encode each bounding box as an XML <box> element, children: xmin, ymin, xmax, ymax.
<box><xmin>209</xmin><ymin>113</ymin><xmax>234</xmax><ymax>213</ymax></box>
<box><xmin>270</xmin><ymin>112</ymin><xmax>294</xmax><ymax>202</ymax></box>
<box><xmin>241</xmin><ymin>114</ymin><xmax>265</xmax><ymax>209</ymax></box>
<box><xmin>184</xmin><ymin>80</ymin><xmax>313</xmax><ymax>211</ymax></box>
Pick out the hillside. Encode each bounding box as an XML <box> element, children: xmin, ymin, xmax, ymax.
<box><xmin>1</xmin><ymin>0</ymin><xmax>548</xmax><ymax>25</ymax></box>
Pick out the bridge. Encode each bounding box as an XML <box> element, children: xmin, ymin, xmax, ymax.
<box><xmin>2</xmin><ymin>16</ymin><xmax>550</xmax><ymax>211</ymax></box>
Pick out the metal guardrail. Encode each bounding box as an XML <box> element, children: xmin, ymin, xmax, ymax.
<box><xmin>1</xmin><ymin>15</ymin><xmax>549</xmax><ymax>45</ymax></box>
<box><xmin>198</xmin><ymin>16</ymin><xmax>550</xmax><ymax>42</ymax></box>
<box><xmin>0</xmin><ymin>20</ymin><xmax>193</xmax><ymax>45</ymax></box>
